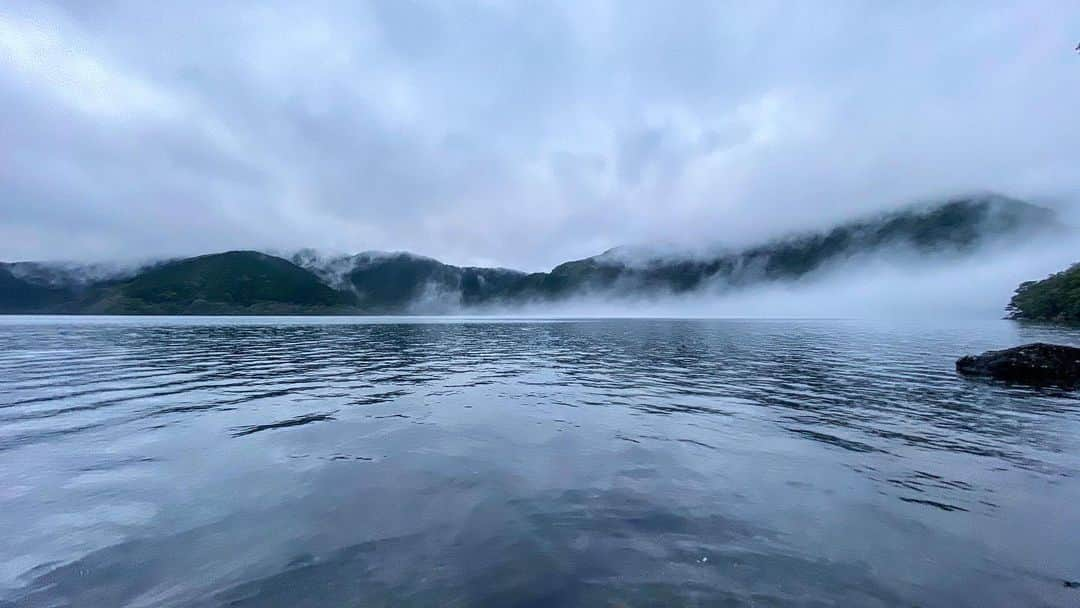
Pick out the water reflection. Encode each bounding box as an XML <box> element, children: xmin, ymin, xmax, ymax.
<box><xmin>0</xmin><ymin>318</ymin><xmax>1078</xmax><ymax>607</ymax></box>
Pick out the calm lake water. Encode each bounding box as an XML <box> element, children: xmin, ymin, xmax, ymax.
<box><xmin>1</xmin><ymin>316</ymin><xmax>1079</xmax><ymax>607</ymax></box>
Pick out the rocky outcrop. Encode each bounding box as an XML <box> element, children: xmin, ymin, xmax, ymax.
<box><xmin>956</xmin><ymin>343</ymin><xmax>1080</xmax><ymax>387</ymax></box>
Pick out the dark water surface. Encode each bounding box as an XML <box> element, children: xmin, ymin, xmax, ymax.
<box><xmin>1</xmin><ymin>317</ymin><xmax>1079</xmax><ymax>607</ymax></box>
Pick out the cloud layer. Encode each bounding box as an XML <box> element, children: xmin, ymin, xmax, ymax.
<box><xmin>1</xmin><ymin>1</ymin><xmax>1077</xmax><ymax>270</ymax></box>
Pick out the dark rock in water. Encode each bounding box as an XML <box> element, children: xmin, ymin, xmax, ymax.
<box><xmin>956</xmin><ymin>343</ymin><xmax>1080</xmax><ymax>387</ymax></box>
<box><xmin>1065</xmin><ymin>579</ymin><xmax>1080</xmax><ymax>589</ymax></box>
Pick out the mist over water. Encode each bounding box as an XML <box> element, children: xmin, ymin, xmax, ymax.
<box><xmin>1</xmin><ymin>317</ymin><xmax>1079</xmax><ymax>607</ymax></box>
<box><xmin>482</xmin><ymin>234</ymin><xmax>1080</xmax><ymax>320</ymax></box>
<box><xmin>3</xmin><ymin>4</ymin><xmax>1079</xmax><ymax>606</ymax></box>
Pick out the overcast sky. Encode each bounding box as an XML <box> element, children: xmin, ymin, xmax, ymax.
<box><xmin>1</xmin><ymin>1</ymin><xmax>1077</xmax><ymax>271</ymax></box>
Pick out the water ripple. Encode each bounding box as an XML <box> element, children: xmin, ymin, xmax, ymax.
<box><xmin>0</xmin><ymin>317</ymin><xmax>1079</xmax><ymax>607</ymax></box>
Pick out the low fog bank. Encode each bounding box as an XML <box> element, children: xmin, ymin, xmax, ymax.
<box><xmin>477</xmin><ymin>237</ymin><xmax>1080</xmax><ymax>320</ymax></box>
<box><xmin>4</xmin><ymin>257</ymin><xmax>167</xmax><ymax>287</ymax></box>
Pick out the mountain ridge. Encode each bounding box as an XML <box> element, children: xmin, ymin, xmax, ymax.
<box><xmin>0</xmin><ymin>194</ymin><xmax>1066</xmax><ymax>315</ymax></box>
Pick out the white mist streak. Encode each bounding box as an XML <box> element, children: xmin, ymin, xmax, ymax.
<box><xmin>485</xmin><ymin>236</ymin><xmax>1080</xmax><ymax>320</ymax></box>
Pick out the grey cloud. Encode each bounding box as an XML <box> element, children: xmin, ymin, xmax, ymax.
<box><xmin>1</xmin><ymin>0</ymin><xmax>1077</xmax><ymax>270</ymax></box>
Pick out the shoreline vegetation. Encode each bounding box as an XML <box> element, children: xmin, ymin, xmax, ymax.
<box><xmin>1</xmin><ymin>195</ymin><xmax>1072</xmax><ymax>319</ymax></box>
<box><xmin>1007</xmin><ymin>263</ymin><xmax>1080</xmax><ymax>324</ymax></box>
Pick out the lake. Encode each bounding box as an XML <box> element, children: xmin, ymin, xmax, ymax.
<box><xmin>1</xmin><ymin>316</ymin><xmax>1078</xmax><ymax>607</ymax></box>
